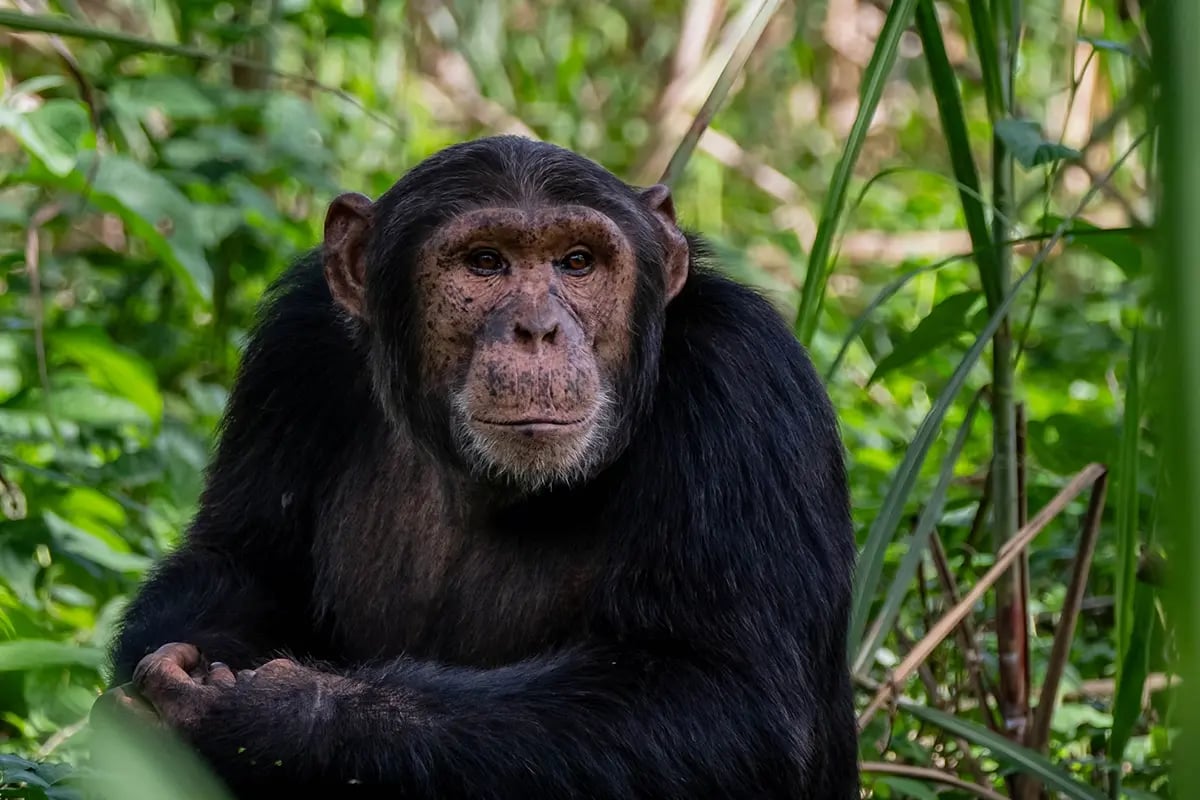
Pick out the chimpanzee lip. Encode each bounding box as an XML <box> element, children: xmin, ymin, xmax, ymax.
<box><xmin>473</xmin><ymin>417</ymin><xmax>586</xmax><ymax>427</ymax></box>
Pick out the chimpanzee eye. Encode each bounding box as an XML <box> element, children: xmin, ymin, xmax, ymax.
<box><xmin>467</xmin><ymin>249</ymin><xmax>504</xmax><ymax>276</ymax></box>
<box><xmin>560</xmin><ymin>250</ymin><xmax>594</xmax><ymax>276</ymax></box>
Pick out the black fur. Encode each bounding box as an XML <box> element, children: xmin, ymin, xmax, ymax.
<box><xmin>111</xmin><ymin>137</ymin><xmax>859</xmax><ymax>798</ymax></box>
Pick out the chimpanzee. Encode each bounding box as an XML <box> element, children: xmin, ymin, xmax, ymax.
<box><xmin>99</xmin><ymin>136</ymin><xmax>858</xmax><ymax>798</ymax></box>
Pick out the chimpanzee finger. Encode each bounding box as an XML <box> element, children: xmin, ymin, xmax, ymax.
<box><xmin>132</xmin><ymin>642</ymin><xmax>202</xmax><ymax>699</ymax></box>
<box><xmin>236</xmin><ymin>669</ymin><xmax>257</xmax><ymax>683</ymax></box>
<box><xmin>206</xmin><ymin>662</ymin><xmax>236</xmax><ymax>689</ymax></box>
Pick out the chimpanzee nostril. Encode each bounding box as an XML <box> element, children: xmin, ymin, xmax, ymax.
<box><xmin>514</xmin><ymin>318</ymin><xmax>560</xmax><ymax>349</ymax></box>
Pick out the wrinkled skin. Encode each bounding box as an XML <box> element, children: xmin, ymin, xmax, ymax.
<box><xmin>98</xmin><ymin>645</ymin><xmax>327</xmax><ymax>737</ymax></box>
<box><xmin>328</xmin><ymin>189</ymin><xmax>686</xmax><ymax>490</ymax></box>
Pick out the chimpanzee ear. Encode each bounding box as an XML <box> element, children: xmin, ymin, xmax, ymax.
<box><xmin>324</xmin><ymin>193</ymin><xmax>374</xmax><ymax>319</ymax></box>
<box><xmin>639</xmin><ymin>184</ymin><xmax>689</xmax><ymax>303</ymax></box>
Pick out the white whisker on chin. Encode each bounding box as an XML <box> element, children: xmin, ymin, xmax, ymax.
<box><xmin>452</xmin><ymin>389</ymin><xmax>616</xmax><ymax>493</ymax></box>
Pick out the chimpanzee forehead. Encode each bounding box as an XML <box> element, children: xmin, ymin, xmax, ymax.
<box><xmin>422</xmin><ymin>205</ymin><xmax>635</xmax><ymax>255</ymax></box>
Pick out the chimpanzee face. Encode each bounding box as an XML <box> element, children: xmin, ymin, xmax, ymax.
<box><xmin>321</xmin><ymin>143</ymin><xmax>687</xmax><ymax>493</ymax></box>
<box><xmin>410</xmin><ymin>205</ymin><xmax>640</xmax><ymax>490</ymax></box>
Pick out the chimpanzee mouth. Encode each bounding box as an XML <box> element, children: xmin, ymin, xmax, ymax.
<box><xmin>474</xmin><ymin>417</ymin><xmax>586</xmax><ymax>426</ymax></box>
<box><xmin>471</xmin><ymin>417</ymin><xmax>589</xmax><ymax>435</ymax></box>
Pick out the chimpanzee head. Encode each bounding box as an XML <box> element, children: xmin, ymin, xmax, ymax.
<box><xmin>322</xmin><ymin>136</ymin><xmax>689</xmax><ymax>492</ymax></box>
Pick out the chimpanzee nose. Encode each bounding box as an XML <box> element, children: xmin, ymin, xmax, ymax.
<box><xmin>513</xmin><ymin>313</ymin><xmax>560</xmax><ymax>350</ymax></box>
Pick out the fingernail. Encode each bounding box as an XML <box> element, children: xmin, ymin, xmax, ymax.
<box><xmin>210</xmin><ymin>662</ymin><xmax>227</xmax><ymax>670</ymax></box>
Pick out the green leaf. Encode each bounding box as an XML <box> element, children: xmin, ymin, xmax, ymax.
<box><xmin>1040</xmin><ymin>215</ymin><xmax>1148</xmax><ymax>277</ymax></box>
<box><xmin>5</xmin><ymin>74</ymin><xmax>67</xmax><ymax>98</ymax></box>
<box><xmin>994</xmin><ymin>118</ymin><xmax>1083</xmax><ymax>169</ymax></box>
<box><xmin>1111</xmin><ymin>581</ymin><xmax>1156</xmax><ymax>760</ymax></box>
<box><xmin>44</xmin><ymin>382</ymin><xmax>151</xmax><ymax>428</ymax></box>
<box><xmin>109</xmin><ymin>76</ymin><xmax>218</xmax><ymax>121</ymax></box>
<box><xmin>0</xmin><ymin>639</ymin><xmax>106</xmax><ymax>672</ymax></box>
<box><xmin>902</xmin><ymin>702</ymin><xmax>1107</xmax><ymax>799</ymax></box>
<box><xmin>0</xmin><ymin>99</ymin><xmax>89</xmax><ymax>176</ymax></box>
<box><xmin>1028</xmin><ymin>413</ymin><xmax>1115</xmax><ymax>474</ymax></box>
<box><xmin>1112</xmin><ymin>328</ymin><xmax>1149</xmax><ymax>765</ymax></box>
<box><xmin>51</xmin><ymin>327</ymin><xmax>163</xmax><ymax>424</ymax></box>
<box><xmin>29</xmin><ymin>153</ymin><xmax>213</xmax><ymax>301</ymax></box>
<box><xmin>43</xmin><ymin>511</ymin><xmax>152</xmax><ymax>574</ymax></box>
<box><xmin>850</xmin><ymin>252</ymin><xmax>1042</xmax><ymax>656</ymax></box>
<box><xmin>870</xmin><ymin>292</ymin><xmax>980</xmax><ymax>382</ymax></box>
<box><xmin>1051</xmin><ymin>703</ymin><xmax>1114</xmax><ymax>738</ymax></box>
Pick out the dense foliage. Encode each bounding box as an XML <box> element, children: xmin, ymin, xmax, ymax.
<box><xmin>0</xmin><ymin>1</ymin><xmax>1181</xmax><ymax>798</ymax></box>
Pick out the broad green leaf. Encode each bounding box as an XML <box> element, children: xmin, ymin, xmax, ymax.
<box><xmin>902</xmin><ymin>702</ymin><xmax>1107</xmax><ymax>799</ymax></box>
<box><xmin>1028</xmin><ymin>413</ymin><xmax>1115</xmax><ymax>474</ymax></box>
<box><xmin>0</xmin><ymin>98</ymin><xmax>89</xmax><ymax>176</ymax></box>
<box><xmin>1051</xmin><ymin>703</ymin><xmax>1114</xmax><ymax>738</ymax></box>
<box><xmin>43</xmin><ymin>512</ymin><xmax>152</xmax><ymax>574</ymax></box>
<box><xmin>994</xmin><ymin>118</ymin><xmax>1082</xmax><ymax>169</ymax></box>
<box><xmin>27</xmin><ymin>153</ymin><xmax>212</xmax><ymax>301</ymax></box>
<box><xmin>1040</xmin><ymin>215</ymin><xmax>1148</xmax><ymax>277</ymax></box>
<box><xmin>0</xmin><ymin>639</ymin><xmax>105</xmax><ymax>672</ymax></box>
<box><xmin>870</xmin><ymin>292</ymin><xmax>980</xmax><ymax>383</ymax></box>
<box><xmin>44</xmin><ymin>383</ymin><xmax>150</xmax><ymax>429</ymax></box>
<box><xmin>109</xmin><ymin>76</ymin><xmax>218</xmax><ymax>121</ymax></box>
<box><xmin>51</xmin><ymin>327</ymin><xmax>163</xmax><ymax>423</ymax></box>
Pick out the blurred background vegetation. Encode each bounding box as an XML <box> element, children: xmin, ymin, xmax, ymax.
<box><xmin>0</xmin><ymin>0</ymin><xmax>1186</xmax><ymax>798</ymax></box>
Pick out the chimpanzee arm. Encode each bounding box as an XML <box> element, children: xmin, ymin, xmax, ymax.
<box><xmin>110</xmin><ymin>544</ymin><xmax>301</xmax><ymax>683</ymax></box>
<box><xmin>177</xmin><ymin>637</ymin><xmax>842</xmax><ymax>797</ymax></box>
<box><xmin>111</xmin><ymin>260</ymin><xmax>356</xmax><ymax>684</ymax></box>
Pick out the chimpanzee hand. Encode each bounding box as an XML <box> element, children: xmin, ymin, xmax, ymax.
<box><xmin>131</xmin><ymin>643</ymin><xmax>349</xmax><ymax>742</ymax></box>
<box><xmin>129</xmin><ymin>642</ymin><xmax>234</xmax><ymax>731</ymax></box>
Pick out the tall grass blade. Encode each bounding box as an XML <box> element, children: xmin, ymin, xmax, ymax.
<box><xmin>1110</xmin><ymin>327</ymin><xmax>1147</xmax><ymax>766</ymax></box>
<box><xmin>659</xmin><ymin>0</ymin><xmax>783</xmax><ymax>188</ymax></box>
<box><xmin>793</xmin><ymin>0</ymin><xmax>918</xmax><ymax>344</ymax></box>
<box><xmin>914</xmin><ymin>0</ymin><xmax>1001</xmax><ymax>307</ymax></box>
<box><xmin>1154</xmin><ymin>1</ymin><xmax>1200</xmax><ymax>796</ymax></box>
<box><xmin>850</xmin><ymin>246</ymin><xmax>1038</xmax><ymax>655</ymax></box>
<box><xmin>854</xmin><ymin>389</ymin><xmax>984</xmax><ymax>674</ymax></box>
<box><xmin>849</xmin><ymin>135</ymin><xmax>1147</xmax><ymax>659</ymax></box>
<box><xmin>901</xmin><ymin>702</ymin><xmax>1106</xmax><ymax>800</ymax></box>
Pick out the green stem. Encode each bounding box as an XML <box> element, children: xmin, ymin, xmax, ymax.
<box><xmin>988</xmin><ymin>0</ymin><xmax>1028</xmax><ymax>782</ymax></box>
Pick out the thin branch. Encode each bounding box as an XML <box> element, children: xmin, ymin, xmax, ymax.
<box><xmin>862</xmin><ymin>761</ymin><xmax>1009</xmax><ymax>800</ymax></box>
<box><xmin>858</xmin><ymin>464</ymin><xmax>1108</xmax><ymax>730</ymax></box>
<box><xmin>1028</xmin><ymin>470</ymin><xmax>1110</xmax><ymax>752</ymax></box>
<box><xmin>0</xmin><ymin>9</ymin><xmax>401</xmax><ymax>133</ymax></box>
<box><xmin>929</xmin><ymin>530</ymin><xmax>1001</xmax><ymax>732</ymax></box>
<box><xmin>22</xmin><ymin>203</ymin><xmax>63</xmax><ymax>443</ymax></box>
<box><xmin>660</xmin><ymin>0</ymin><xmax>783</xmax><ymax>187</ymax></box>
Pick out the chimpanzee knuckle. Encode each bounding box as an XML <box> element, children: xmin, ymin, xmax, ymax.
<box><xmin>256</xmin><ymin>658</ymin><xmax>300</xmax><ymax>679</ymax></box>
